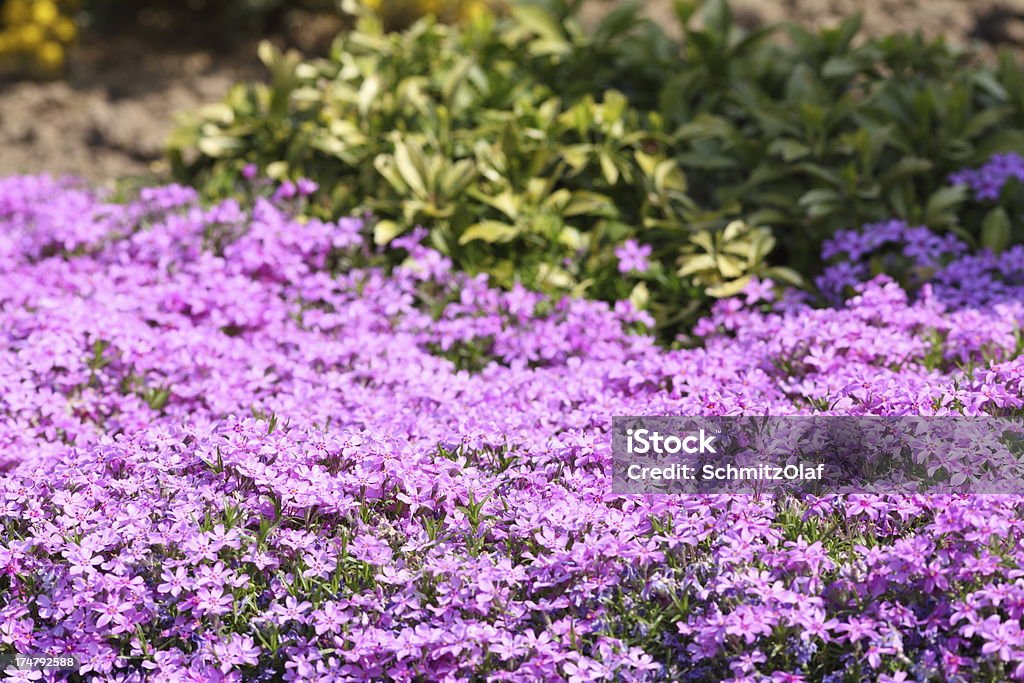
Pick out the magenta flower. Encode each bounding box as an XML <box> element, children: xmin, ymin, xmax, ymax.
<box><xmin>296</xmin><ymin>178</ymin><xmax>319</xmax><ymax>196</ymax></box>
<box><xmin>614</xmin><ymin>239</ymin><xmax>652</xmax><ymax>273</ymax></box>
<box><xmin>213</xmin><ymin>634</ymin><xmax>261</xmax><ymax>673</ymax></box>
<box><xmin>274</xmin><ymin>180</ymin><xmax>298</xmax><ymax>200</ymax></box>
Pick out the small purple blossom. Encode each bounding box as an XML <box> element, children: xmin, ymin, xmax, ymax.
<box><xmin>274</xmin><ymin>180</ymin><xmax>298</xmax><ymax>200</ymax></box>
<box><xmin>615</xmin><ymin>239</ymin><xmax>652</xmax><ymax>273</ymax></box>
<box><xmin>296</xmin><ymin>178</ymin><xmax>319</xmax><ymax>196</ymax></box>
<box><xmin>950</xmin><ymin>152</ymin><xmax>1024</xmax><ymax>200</ymax></box>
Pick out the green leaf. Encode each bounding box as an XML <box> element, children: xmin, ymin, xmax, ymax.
<box><xmin>654</xmin><ymin>159</ymin><xmax>688</xmax><ymax>193</ymax></box>
<box><xmin>593</xmin><ymin>2</ymin><xmax>643</xmax><ymax>43</ymax></box>
<box><xmin>677</xmin><ymin>253</ymin><xmax>717</xmax><ymax>276</ymax></box>
<box><xmin>701</xmin><ymin>0</ymin><xmax>732</xmax><ymax>40</ymax></box>
<box><xmin>257</xmin><ymin>40</ymin><xmax>279</xmax><ymax>69</ymax></box>
<box><xmin>265</xmin><ymin>161</ymin><xmax>289</xmax><ymax>180</ymax></box>
<box><xmin>924</xmin><ymin>185</ymin><xmax>967</xmax><ymax>227</ymax></box>
<box><xmin>473</xmin><ymin>190</ymin><xmax>520</xmax><ymax>220</ymax></box>
<box><xmin>373</xmin><ymin>220</ymin><xmax>406</xmax><ymax>246</ymax></box>
<box><xmin>564</xmin><ymin>191</ymin><xmax>616</xmax><ymax>217</ymax></box>
<box><xmin>512</xmin><ymin>5</ymin><xmax>569</xmax><ymax>51</ymax></box>
<box><xmin>358</xmin><ymin>75</ymin><xmax>382</xmax><ymax>119</ymax></box>
<box><xmin>768</xmin><ymin>138</ymin><xmax>811</xmax><ymax>162</ymax></box>
<box><xmin>634</xmin><ymin>150</ymin><xmax>660</xmax><ymax>177</ymax></box>
<box><xmin>964</xmin><ymin>106</ymin><xmax>1009</xmax><ymax>139</ymax></box>
<box><xmin>373</xmin><ymin>155</ymin><xmax>408</xmax><ymax>193</ymax></box>
<box><xmin>543</xmin><ymin>188</ymin><xmax>573</xmax><ymax>212</ymax></box>
<box><xmin>977</xmin><ymin>129</ymin><xmax>1024</xmax><ymax>158</ymax></box>
<box><xmin>981</xmin><ymin>208</ymin><xmax>1011</xmax><ymax>254</ymax></box>
<box><xmin>821</xmin><ymin>55</ymin><xmax>862</xmax><ymax>80</ymax></box>
<box><xmin>561</xmin><ymin>145</ymin><xmax>592</xmax><ymax>173</ymax></box>
<box><xmin>196</xmin><ymin>136</ymin><xmax>245</xmax><ymax>158</ymax></box>
<box><xmin>707</xmin><ymin>275</ymin><xmax>752</xmax><ymax>298</ymax></box>
<box><xmin>721</xmin><ymin>219</ymin><xmax>749</xmax><ymax>243</ymax></box>
<box><xmin>393</xmin><ymin>142</ymin><xmax>429</xmax><ymax>199</ymax></box>
<box><xmin>798</xmin><ymin>188</ymin><xmax>840</xmax><ymax>208</ymax></box>
<box><xmin>672</xmin><ymin>0</ymin><xmax>699</xmax><ymax>28</ymax></box>
<box><xmin>673</xmin><ymin>114</ymin><xmax>733</xmax><ymax>141</ymax></box>
<box><xmin>440</xmin><ymin>160</ymin><xmax>478</xmax><ymax>198</ymax></box>
<box><xmin>747</xmin><ymin>230</ymin><xmax>776</xmax><ymax>265</ymax></box>
<box><xmin>558</xmin><ymin>226</ymin><xmax>586</xmax><ymax>250</ymax></box>
<box><xmin>879</xmin><ymin>156</ymin><xmax>933</xmax><ymax>183</ymax></box>
<box><xmin>833</xmin><ymin>12</ymin><xmax>862</xmax><ymax>52</ymax></box>
<box><xmin>629</xmin><ymin>281</ymin><xmax>650</xmax><ymax>309</ymax></box>
<box><xmin>764</xmin><ymin>266</ymin><xmax>804</xmax><ymax>287</ymax></box>
<box><xmin>690</xmin><ymin>229</ymin><xmax>716</xmax><ymax>253</ymax></box>
<box><xmin>458</xmin><ymin>221</ymin><xmax>522</xmax><ymax>245</ymax></box>
<box><xmin>441</xmin><ymin>57</ymin><xmax>475</xmax><ymax>104</ymax></box>
<box><xmin>972</xmin><ymin>71</ymin><xmax>1009</xmax><ymax>101</ymax></box>
<box><xmin>715</xmin><ymin>253</ymin><xmax>747</xmax><ymax>278</ymax></box>
<box><xmin>599</xmin><ymin>150</ymin><xmax>620</xmax><ymax>185</ymax></box>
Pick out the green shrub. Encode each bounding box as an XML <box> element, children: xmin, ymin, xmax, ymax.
<box><xmin>169</xmin><ymin>0</ymin><xmax>1024</xmax><ymax>334</ymax></box>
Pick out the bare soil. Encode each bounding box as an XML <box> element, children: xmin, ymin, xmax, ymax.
<box><xmin>2</xmin><ymin>0</ymin><xmax>1023</xmax><ymax>183</ymax></box>
<box><xmin>580</xmin><ymin>0</ymin><xmax>1024</xmax><ymax>48</ymax></box>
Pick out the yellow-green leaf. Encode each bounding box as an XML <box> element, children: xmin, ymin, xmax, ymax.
<box><xmin>716</xmin><ymin>253</ymin><xmax>747</xmax><ymax>278</ymax></box>
<box><xmin>458</xmin><ymin>221</ymin><xmax>521</xmax><ymax>245</ymax></box>
<box><xmin>599</xmin><ymin>150</ymin><xmax>620</xmax><ymax>185</ymax></box>
<box><xmin>677</xmin><ymin>253</ymin><xmax>717</xmax><ymax>277</ymax></box>
<box><xmin>654</xmin><ymin>159</ymin><xmax>687</xmax><ymax>193</ymax></box>
<box><xmin>197</xmin><ymin>136</ymin><xmax>245</xmax><ymax>158</ymax></box>
<box><xmin>707</xmin><ymin>275</ymin><xmax>753</xmax><ymax>298</ymax></box>
<box><xmin>393</xmin><ymin>142</ymin><xmax>429</xmax><ymax>199</ymax></box>
<box><xmin>373</xmin><ymin>220</ymin><xmax>405</xmax><ymax>246</ymax></box>
<box><xmin>629</xmin><ymin>282</ymin><xmax>650</xmax><ymax>309</ymax></box>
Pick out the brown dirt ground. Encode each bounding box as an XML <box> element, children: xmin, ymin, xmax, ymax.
<box><xmin>2</xmin><ymin>0</ymin><xmax>1023</xmax><ymax>183</ymax></box>
<box><xmin>581</xmin><ymin>0</ymin><xmax>1024</xmax><ymax>47</ymax></box>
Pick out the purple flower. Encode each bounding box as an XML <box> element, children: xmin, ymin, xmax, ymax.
<box><xmin>213</xmin><ymin>634</ymin><xmax>261</xmax><ymax>673</ymax></box>
<box><xmin>274</xmin><ymin>180</ymin><xmax>298</xmax><ymax>200</ymax></box>
<box><xmin>296</xmin><ymin>178</ymin><xmax>319</xmax><ymax>196</ymax></box>
<box><xmin>615</xmin><ymin>239</ymin><xmax>652</xmax><ymax>273</ymax></box>
<box><xmin>950</xmin><ymin>152</ymin><xmax>1024</xmax><ymax>200</ymax></box>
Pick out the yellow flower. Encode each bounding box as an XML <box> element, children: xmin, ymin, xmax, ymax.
<box><xmin>18</xmin><ymin>23</ymin><xmax>45</xmax><ymax>48</ymax></box>
<box><xmin>2</xmin><ymin>0</ymin><xmax>31</xmax><ymax>25</ymax></box>
<box><xmin>36</xmin><ymin>40</ymin><xmax>63</xmax><ymax>70</ymax></box>
<box><xmin>32</xmin><ymin>0</ymin><xmax>60</xmax><ymax>26</ymax></box>
<box><xmin>53</xmin><ymin>16</ymin><xmax>76</xmax><ymax>42</ymax></box>
<box><xmin>458</xmin><ymin>0</ymin><xmax>489</xmax><ymax>22</ymax></box>
<box><xmin>418</xmin><ymin>0</ymin><xmax>442</xmax><ymax>16</ymax></box>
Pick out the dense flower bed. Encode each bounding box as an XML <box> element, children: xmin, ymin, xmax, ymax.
<box><xmin>2</xmin><ymin>174</ymin><xmax>1024</xmax><ymax>681</ymax></box>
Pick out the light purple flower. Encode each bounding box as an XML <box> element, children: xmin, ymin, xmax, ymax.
<box><xmin>615</xmin><ymin>239</ymin><xmax>652</xmax><ymax>273</ymax></box>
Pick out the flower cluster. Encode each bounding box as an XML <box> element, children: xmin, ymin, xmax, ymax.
<box><xmin>950</xmin><ymin>152</ymin><xmax>1024</xmax><ymax>200</ymax></box>
<box><xmin>2</xmin><ymin>175</ymin><xmax>1024</xmax><ymax>682</ymax></box>
<box><xmin>817</xmin><ymin>218</ymin><xmax>1024</xmax><ymax>311</ymax></box>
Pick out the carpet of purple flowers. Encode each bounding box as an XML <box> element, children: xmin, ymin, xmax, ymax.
<box><xmin>2</xmin><ymin>156</ymin><xmax>1024</xmax><ymax>682</ymax></box>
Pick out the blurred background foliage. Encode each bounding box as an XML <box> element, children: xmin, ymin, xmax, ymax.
<box><xmin>167</xmin><ymin>0</ymin><xmax>1024</xmax><ymax>334</ymax></box>
<box><xmin>0</xmin><ymin>0</ymin><xmax>492</xmax><ymax>77</ymax></box>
